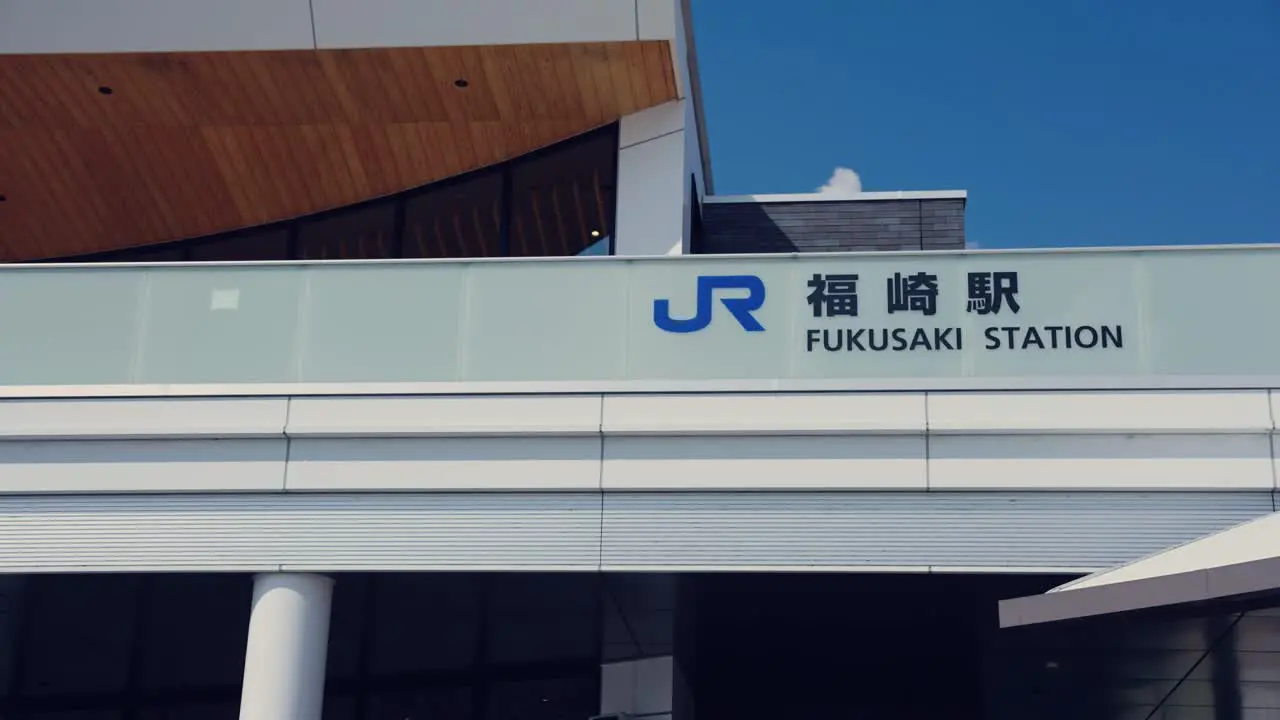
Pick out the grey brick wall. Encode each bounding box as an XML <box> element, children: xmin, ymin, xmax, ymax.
<box><xmin>695</xmin><ymin>198</ymin><xmax>965</xmax><ymax>254</ymax></box>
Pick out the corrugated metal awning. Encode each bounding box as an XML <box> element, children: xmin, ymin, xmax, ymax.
<box><xmin>999</xmin><ymin>511</ymin><xmax>1280</xmax><ymax>628</ymax></box>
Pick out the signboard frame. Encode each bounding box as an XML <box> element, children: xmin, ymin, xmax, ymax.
<box><xmin>3</xmin><ymin>243</ymin><xmax>1279</xmax><ymax>397</ymax></box>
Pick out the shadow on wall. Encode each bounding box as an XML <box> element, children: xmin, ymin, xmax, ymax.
<box><xmin>696</xmin><ymin>198</ymin><xmax>966</xmax><ymax>254</ymax></box>
<box><xmin>695</xmin><ymin>201</ymin><xmax>801</xmax><ymax>254</ymax></box>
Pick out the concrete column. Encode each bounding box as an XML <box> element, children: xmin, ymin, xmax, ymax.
<box><xmin>239</xmin><ymin>573</ymin><xmax>334</xmax><ymax>720</ymax></box>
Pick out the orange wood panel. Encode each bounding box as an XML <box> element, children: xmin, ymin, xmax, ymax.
<box><xmin>0</xmin><ymin>42</ymin><xmax>676</xmax><ymax>261</ymax></box>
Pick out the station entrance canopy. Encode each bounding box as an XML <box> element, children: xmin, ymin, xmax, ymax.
<box><xmin>2</xmin><ymin>244</ymin><xmax>1280</xmax><ymax>393</ymax></box>
<box><xmin>1000</xmin><ymin>510</ymin><xmax>1280</xmax><ymax>629</ymax></box>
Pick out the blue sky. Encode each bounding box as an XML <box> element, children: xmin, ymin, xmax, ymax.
<box><xmin>690</xmin><ymin>0</ymin><xmax>1280</xmax><ymax>249</ymax></box>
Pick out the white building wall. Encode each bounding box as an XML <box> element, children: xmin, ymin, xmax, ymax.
<box><xmin>0</xmin><ymin>0</ymin><xmax>315</xmax><ymax>53</ymax></box>
<box><xmin>0</xmin><ymin>390</ymin><xmax>1274</xmax><ymax>574</ymax></box>
<box><xmin>0</xmin><ymin>390</ymin><xmax>1274</xmax><ymax>494</ymax></box>
<box><xmin>614</xmin><ymin>0</ymin><xmax>706</xmax><ymax>256</ymax></box>
<box><xmin>0</xmin><ymin>398</ymin><xmax>289</xmax><ymax>493</ymax></box>
<box><xmin>0</xmin><ymin>0</ymin><xmax>660</xmax><ymax>53</ymax></box>
<box><xmin>616</xmin><ymin>101</ymin><xmax>690</xmax><ymax>256</ymax></box>
<box><xmin>2</xmin><ymin>390</ymin><xmax>1273</xmax><ymax>495</ymax></box>
<box><xmin>310</xmin><ymin>0</ymin><xmax>641</xmax><ymax>49</ymax></box>
<box><xmin>613</xmin><ymin>97</ymin><xmax>704</xmax><ymax>256</ymax></box>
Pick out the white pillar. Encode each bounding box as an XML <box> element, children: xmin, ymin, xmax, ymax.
<box><xmin>613</xmin><ymin>0</ymin><xmax>709</xmax><ymax>259</ymax></box>
<box><xmin>239</xmin><ymin>573</ymin><xmax>334</xmax><ymax>720</ymax></box>
<box><xmin>615</xmin><ymin>101</ymin><xmax>694</xmax><ymax>257</ymax></box>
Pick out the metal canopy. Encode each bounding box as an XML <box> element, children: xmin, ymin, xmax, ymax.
<box><xmin>999</xmin><ymin>511</ymin><xmax>1280</xmax><ymax>628</ymax></box>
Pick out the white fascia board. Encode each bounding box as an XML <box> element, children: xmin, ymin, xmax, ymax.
<box><xmin>1</xmin><ymin>0</ymin><xmax>657</xmax><ymax>54</ymax></box>
<box><xmin>1058</xmin><ymin>511</ymin><xmax>1280</xmax><ymax>592</ymax></box>
<box><xmin>927</xmin><ymin>390</ymin><xmax>1275</xmax><ymax>435</ymax></box>
<box><xmin>619</xmin><ymin>101</ymin><xmax>686</xmax><ymax>149</ymax></box>
<box><xmin>602</xmin><ymin>393</ymin><xmax>926</xmax><ymax>435</ymax></box>
<box><xmin>999</xmin><ymin>511</ymin><xmax>1280</xmax><ymax>627</ymax></box>
<box><xmin>705</xmin><ymin>190</ymin><xmax>969</xmax><ymax>204</ymax></box>
<box><xmin>638</xmin><ymin>0</ymin><xmax>679</xmax><ymax>41</ymax></box>
<box><xmin>285</xmin><ymin>395</ymin><xmax>602</xmax><ymax>437</ymax></box>
<box><xmin>0</xmin><ymin>398</ymin><xmax>288</xmax><ymax>440</ymax></box>
<box><xmin>313</xmin><ymin>0</ymin><xmax>645</xmax><ymax>49</ymax></box>
<box><xmin>0</xmin><ymin>0</ymin><xmax>315</xmax><ymax>53</ymax></box>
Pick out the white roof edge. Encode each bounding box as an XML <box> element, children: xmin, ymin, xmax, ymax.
<box><xmin>704</xmin><ymin>190</ymin><xmax>968</xmax><ymax>204</ymax></box>
<box><xmin>998</xmin><ymin>511</ymin><xmax>1280</xmax><ymax>628</ymax></box>
<box><xmin>679</xmin><ymin>0</ymin><xmax>714</xmax><ymax>194</ymax></box>
<box><xmin>1056</xmin><ymin>511</ymin><xmax>1280</xmax><ymax>592</ymax></box>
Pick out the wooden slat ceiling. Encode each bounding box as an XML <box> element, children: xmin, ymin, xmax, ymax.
<box><xmin>0</xmin><ymin>41</ymin><xmax>676</xmax><ymax>261</ymax></box>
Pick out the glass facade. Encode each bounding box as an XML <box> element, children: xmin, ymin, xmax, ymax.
<box><xmin>689</xmin><ymin>573</ymin><xmax>1280</xmax><ymax>719</ymax></box>
<box><xmin>44</xmin><ymin>125</ymin><xmax>619</xmax><ymax>264</ymax></box>
<box><xmin>0</xmin><ymin>570</ymin><xmax>1272</xmax><ymax>719</ymax></box>
<box><xmin>0</xmin><ymin>573</ymin><xmax>609</xmax><ymax>720</ymax></box>
<box><xmin>988</xmin><ymin>602</ymin><xmax>1280</xmax><ymax>719</ymax></box>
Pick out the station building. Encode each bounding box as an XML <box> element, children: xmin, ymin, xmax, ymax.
<box><xmin>0</xmin><ymin>1</ymin><xmax>1277</xmax><ymax>718</ymax></box>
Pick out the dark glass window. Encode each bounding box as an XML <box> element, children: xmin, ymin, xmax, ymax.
<box><xmin>0</xmin><ymin>574</ymin><xmax>252</xmax><ymax>718</ymax></box>
<box><xmin>44</xmin><ymin>124</ymin><xmax>619</xmax><ymax>264</ymax></box>
<box><xmin>484</xmin><ymin>673</ymin><xmax>597</xmax><ymax>720</ymax></box>
<box><xmin>402</xmin><ymin>170</ymin><xmax>503</xmax><ymax>259</ymax></box>
<box><xmin>0</xmin><ymin>571</ymin><xmax>645</xmax><ymax>719</ymax></box>
<box><xmin>135</xmin><ymin>701</ymin><xmax>239</xmax><ymax>719</ymax></box>
<box><xmin>365</xmin><ymin>686</ymin><xmax>472</xmax><ymax>720</ymax></box>
<box><xmin>118</xmin><ymin>246</ymin><xmax>186</xmax><ymax>262</ymax></box>
<box><xmin>134</xmin><ymin>575</ymin><xmax>251</xmax><ymax>692</ymax></box>
<box><xmin>187</xmin><ymin>228</ymin><xmax>290</xmax><ymax>262</ymax></box>
<box><xmin>297</xmin><ymin>202</ymin><xmax>397</xmax><ymax>261</ymax></box>
<box><xmin>509</xmin><ymin>128</ymin><xmax>617</xmax><ymax>257</ymax></box>
<box><xmin>486</xmin><ymin>574</ymin><xmax>598</xmax><ymax>664</ymax></box>
<box><xmin>17</xmin><ymin>575</ymin><xmax>138</xmax><ymax>698</ymax></box>
<box><xmin>68</xmin><ymin>245</ymin><xmax>185</xmax><ymax>263</ymax></box>
<box><xmin>365</xmin><ymin>574</ymin><xmax>480</xmax><ymax>676</ymax></box>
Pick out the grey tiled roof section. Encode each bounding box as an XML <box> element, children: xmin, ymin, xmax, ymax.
<box><xmin>697</xmin><ymin>198</ymin><xmax>966</xmax><ymax>254</ymax></box>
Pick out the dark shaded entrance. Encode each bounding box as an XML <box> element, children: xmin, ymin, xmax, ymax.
<box><xmin>688</xmin><ymin>573</ymin><xmax>1066</xmax><ymax>719</ymax></box>
<box><xmin>687</xmin><ymin>573</ymin><xmax>1280</xmax><ymax>720</ymax></box>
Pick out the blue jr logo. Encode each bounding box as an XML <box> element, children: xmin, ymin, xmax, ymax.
<box><xmin>653</xmin><ymin>275</ymin><xmax>766</xmax><ymax>333</ymax></box>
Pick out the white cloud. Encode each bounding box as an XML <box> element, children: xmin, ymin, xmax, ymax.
<box><xmin>816</xmin><ymin>166</ymin><xmax>863</xmax><ymax>196</ymax></box>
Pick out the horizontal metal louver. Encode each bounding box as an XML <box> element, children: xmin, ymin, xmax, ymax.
<box><xmin>0</xmin><ymin>493</ymin><xmax>601</xmax><ymax>573</ymax></box>
<box><xmin>600</xmin><ymin>491</ymin><xmax>1276</xmax><ymax>572</ymax></box>
<box><xmin>0</xmin><ymin>491</ymin><xmax>1269</xmax><ymax>573</ymax></box>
